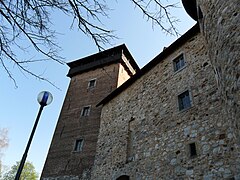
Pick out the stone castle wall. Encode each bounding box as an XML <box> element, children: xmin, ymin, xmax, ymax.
<box><xmin>41</xmin><ymin>1</ymin><xmax>240</xmax><ymax>178</ymax></box>
<box><xmin>196</xmin><ymin>0</ymin><xmax>240</xmax><ymax>143</ymax></box>
<box><xmin>92</xmin><ymin>31</ymin><xmax>240</xmax><ymax>179</ymax></box>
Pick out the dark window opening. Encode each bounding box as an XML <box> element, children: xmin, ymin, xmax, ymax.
<box><xmin>88</xmin><ymin>79</ymin><xmax>96</xmax><ymax>88</ymax></box>
<box><xmin>176</xmin><ymin>150</ymin><xmax>181</xmax><ymax>155</ymax></box>
<box><xmin>116</xmin><ymin>175</ymin><xmax>130</xmax><ymax>180</ymax></box>
<box><xmin>81</xmin><ymin>106</ymin><xmax>90</xmax><ymax>116</ymax></box>
<box><xmin>74</xmin><ymin>139</ymin><xmax>83</xmax><ymax>152</ymax></box>
<box><xmin>203</xmin><ymin>62</ymin><xmax>208</xmax><ymax>67</ymax></box>
<box><xmin>219</xmin><ymin>134</ymin><xmax>226</xmax><ymax>139</ymax></box>
<box><xmin>189</xmin><ymin>142</ymin><xmax>197</xmax><ymax>157</ymax></box>
<box><xmin>197</xmin><ymin>6</ymin><xmax>203</xmax><ymax>19</ymax></box>
<box><xmin>187</xmin><ymin>166</ymin><xmax>194</xmax><ymax>170</ymax></box>
<box><xmin>173</xmin><ymin>54</ymin><xmax>185</xmax><ymax>71</ymax></box>
<box><xmin>178</xmin><ymin>90</ymin><xmax>191</xmax><ymax>111</ymax></box>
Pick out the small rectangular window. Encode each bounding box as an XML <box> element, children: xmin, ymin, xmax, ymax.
<box><xmin>81</xmin><ymin>106</ymin><xmax>90</xmax><ymax>116</ymax></box>
<box><xmin>88</xmin><ymin>79</ymin><xmax>96</xmax><ymax>88</ymax></box>
<box><xmin>173</xmin><ymin>54</ymin><xmax>185</xmax><ymax>71</ymax></box>
<box><xmin>74</xmin><ymin>139</ymin><xmax>84</xmax><ymax>152</ymax></box>
<box><xmin>178</xmin><ymin>90</ymin><xmax>191</xmax><ymax>111</ymax></box>
<box><xmin>127</xmin><ymin>119</ymin><xmax>135</xmax><ymax>162</ymax></box>
<box><xmin>189</xmin><ymin>142</ymin><xmax>197</xmax><ymax>157</ymax></box>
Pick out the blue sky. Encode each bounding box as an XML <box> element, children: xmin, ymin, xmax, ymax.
<box><xmin>0</xmin><ymin>0</ymin><xmax>195</xmax><ymax>176</ymax></box>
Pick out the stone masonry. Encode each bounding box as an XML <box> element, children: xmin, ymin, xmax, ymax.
<box><xmin>92</xmin><ymin>25</ymin><xmax>240</xmax><ymax>179</ymax></box>
<box><xmin>41</xmin><ymin>1</ymin><xmax>240</xmax><ymax>179</ymax></box>
<box><xmin>196</xmin><ymin>0</ymin><xmax>240</xmax><ymax>144</ymax></box>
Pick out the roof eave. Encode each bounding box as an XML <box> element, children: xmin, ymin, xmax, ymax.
<box><xmin>97</xmin><ymin>23</ymin><xmax>200</xmax><ymax>107</ymax></box>
<box><xmin>66</xmin><ymin>44</ymin><xmax>140</xmax><ymax>78</ymax></box>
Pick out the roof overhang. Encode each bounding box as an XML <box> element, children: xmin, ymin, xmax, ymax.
<box><xmin>67</xmin><ymin>44</ymin><xmax>140</xmax><ymax>78</ymax></box>
<box><xmin>97</xmin><ymin>23</ymin><xmax>200</xmax><ymax>107</ymax></box>
<box><xmin>182</xmin><ymin>0</ymin><xmax>198</xmax><ymax>21</ymax></box>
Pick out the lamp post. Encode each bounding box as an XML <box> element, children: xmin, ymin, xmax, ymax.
<box><xmin>15</xmin><ymin>91</ymin><xmax>53</xmax><ymax>180</ymax></box>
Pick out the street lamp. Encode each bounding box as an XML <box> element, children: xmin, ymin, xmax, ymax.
<box><xmin>15</xmin><ymin>91</ymin><xmax>53</xmax><ymax>180</ymax></box>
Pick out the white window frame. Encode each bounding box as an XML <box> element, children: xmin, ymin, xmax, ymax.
<box><xmin>81</xmin><ymin>106</ymin><xmax>91</xmax><ymax>117</ymax></box>
<box><xmin>177</xmin><ymin>90</ymin><xmax>192</xmax><ymax>111</ymax></box>
<box><xmin>173</xmin><ymin>53</ymin><xmax>186</xmax><ymax>72</ymax></box>
<box><xmin>88</xmin><ymin>78</ymin><xmax>96</xmax><ymax>88</ymax></box>
<box><xmin>73</xmin><ymin>139</ymin><xmax>84</xmax><ymax>152</ymax></box>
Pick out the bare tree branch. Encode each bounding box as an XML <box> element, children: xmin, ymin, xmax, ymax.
<box><xmin>0</xmin><ymin>0</ymin><xmax>179</xmax><ymax>87</ymax></box>
<box><xmin>131</xmin><ymin>0</ymin><xmax>179</xmax><ymax>36</ymax></box>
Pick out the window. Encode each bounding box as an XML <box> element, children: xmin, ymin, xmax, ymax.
<box><xmin>116</xmin><ymin>175</ymin><xmax>130</xmax><ymax>180</ymax></box>
<box><xmin>88</xmin><ymin>79</ymin><xmax>96</xmax><ymax>88</ymax></box>
<box><xmin>189</xmin><ymin>142</ymin><xmax>197</xmax><ymax>157</ymax></box>
<box><xmin>81</xmin><ymin>106</ymin><xmax>90</xmax><ymax>116</ymax></box>
<box><xmin>173</xmin><ymin>54</ymin><xmax>185</xmax><ymax>71</ymax></box>
<box><xmin>127</xmin><ymin>119</ymin><xmax>135</xmax><ymax>162</ymax></box>
<box><xmin>74</xmin><ymin>139</ymin><xmax>84</xmax><ymax>152</ymax></box>
<box><xmin>178</xmin><ymin>90</ymin><xmax>191</xmax><ymax>111</ymax></box>
<box><xmin>197</xmin><ymin>6</ymin><xmax>203</xmax><ymax>19</ymax></box>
